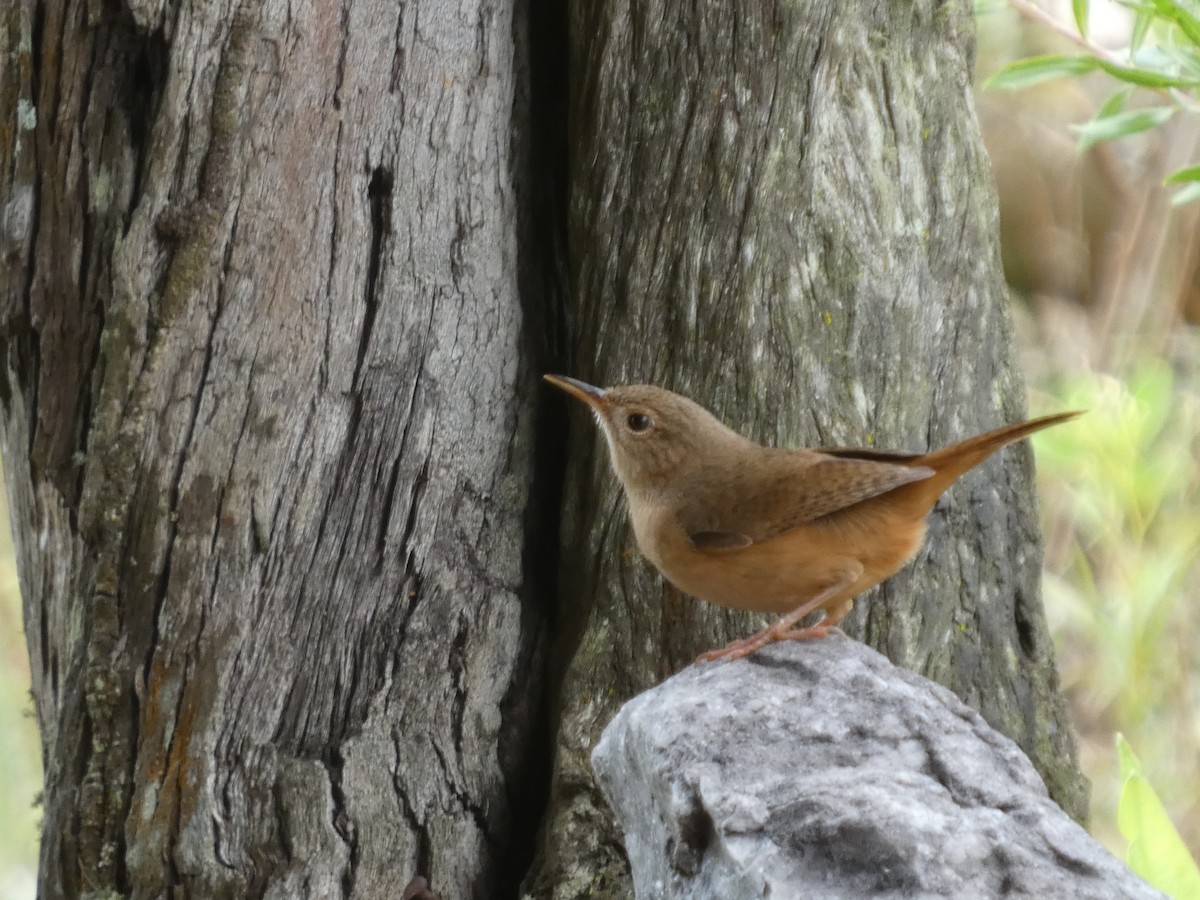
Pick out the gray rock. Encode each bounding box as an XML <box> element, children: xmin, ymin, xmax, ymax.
<box><xmin>592</xmin><ymin>637</ymin><xmax>1162</xmax><ymax>899</ymax></box>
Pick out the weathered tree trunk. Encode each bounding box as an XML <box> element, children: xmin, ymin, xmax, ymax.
<box><xmin>527</xmin><ymin>0</ymin><xmax>1089</xmax><ymax>894</ymax></box>
<box><xmin>3</xmin><ymin>0</ymin><xmax>1088</xmax><ymax>897</ymax></box>
<box><xmin>1</xmin><ymin>0</ymin><xmax>549</xmax><ymax>897</ymax></box>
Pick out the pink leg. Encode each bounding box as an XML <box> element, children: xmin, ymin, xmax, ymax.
<box><xmin>696</xmin><ymin>566</ymin><xmax>862</xmax><ymax>664</ymax></box>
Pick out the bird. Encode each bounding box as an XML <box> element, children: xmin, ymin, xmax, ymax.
<box><xmin>544</xmin><ymin>374</ymin><xmax>1079</xmax><ymax>663</ymax></box>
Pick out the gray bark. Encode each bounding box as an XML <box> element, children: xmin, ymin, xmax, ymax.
<box><xmin>2</xmin><ymin>0</ymin><xmax>1089</xmax><ymax>896</ymax></box>
<box><xmin>1</xmin><ymin>0</ymin><xmax>546</xmax><ymax>897</ymax></box>
<box><xmin>529</xmin><ymin>0</ymin><xmax>1088</xmax><ymax>894</ymax></box>
<box><xmin>594</xmin><ymin>640</ymin><xmax>1157</xmax><ymax>900</ymax></box>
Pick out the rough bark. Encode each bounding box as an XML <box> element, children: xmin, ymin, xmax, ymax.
<box><xmin>529</xmin><ymin>0</ymin><xmax>1088</xmax><ymax>894</ymax></box>
<box><xmin>1</xmin><ymin>0</ymin><xmax>548</xmax><ymax>897</ymax></box>
<box><xmin>2</xmin><ymin>0</ymin><xmax>1090</xmax><ymax>896</ymax></box>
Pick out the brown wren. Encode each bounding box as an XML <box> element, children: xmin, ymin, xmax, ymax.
<box><xmin>545</xmin><ymin>374</ymin><xmax>1078</xmax><ymax>663</ymax></box>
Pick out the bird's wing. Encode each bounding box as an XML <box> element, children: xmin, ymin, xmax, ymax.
<box><xmin>681</xmin><ymin>452</ymin><xmax>934</xmax><ymax>551</ymax></box>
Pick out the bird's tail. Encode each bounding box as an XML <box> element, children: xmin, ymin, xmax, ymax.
<box><xmin>907</xmin><ymin>410</ymin><xmax>1082</xmax><ymax>507</ymax></box>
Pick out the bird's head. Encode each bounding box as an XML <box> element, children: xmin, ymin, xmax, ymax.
<box><xmin>544</xmin><ymin>375</ymin><xmax>746</xmax><ymax>496</ymax></box>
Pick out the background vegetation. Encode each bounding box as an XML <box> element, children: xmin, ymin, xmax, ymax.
<box><xmin>0</xmin><ymin>0</ymin><xmax>1195</xmax><ymax>895</ymax></box>
<box><xmin>985</xmin><ymin>0</ymin><xmax>1200</xmax><ymax>882</ymax></box>
<box><xmin>0</xmin><ymin>484</ymin><xmax>39</xmax><ymax>899</ymax></box>
<box><xmin>1029</xmin><ymin>349</ymin><xmax>1200</xmax><ymax>861</ymax></box>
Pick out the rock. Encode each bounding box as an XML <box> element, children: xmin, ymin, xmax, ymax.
<box><xmin>591</xmin><ymin>637</ymin><xmax>1162</xmax><ymax>899</ymax></box>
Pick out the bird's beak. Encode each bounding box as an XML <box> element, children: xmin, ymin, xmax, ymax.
<box><xmin>543</xmin><ymin>374</ymin><xmax>607</xmax><ymax>411</ymax></box>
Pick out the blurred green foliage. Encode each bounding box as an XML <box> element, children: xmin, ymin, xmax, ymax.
<box><xmin>1118</xmin><ymin>733</ymin><xmax>1200</xmax><ymax>899</ymax></box>
<box><xmin>983</xmin><ymin>0</ymin><xmax>1200</xmax><ymax>204</ymax></box>
<box><xmin>0</xmin><ymin>479</ymin><xmax>40</xmax><ymax>900</ymax></box>
<box><xmin>1033</xmin><ymin>356</ymin><xmax>1200</xmax><ymax>864</ymax></box>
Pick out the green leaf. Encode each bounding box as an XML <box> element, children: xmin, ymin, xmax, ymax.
<box><xmin>1111</xmin><ymin>0</ymin><xmax>1156</xmax><ymax>11</ymax></box>
<box><xmin>1130</xmin><ymin>3</ymin><xmax>1155</xmax><ymax>52</ymax></box>
<box><xmin>1097</xmin><ymin>85</ymin><xmax>1135</xmax><ymax>118</ymax></box>
<box><xmin>1073</xmin><ymin>106</ymin><xmax>1175</xmax><ymax>150</ymax></box>
<box><xmin>1073</xmin><ymin>0</ymin><xmax>1090</xmax><ymax>36</ymax></box>
<box><xmin>1096</xmin><ymin>58</ymin><xmax>1200</xmax><ymax>87</ymax></box>
<box><xmin>1115</xmin><ymin>732</ymin><xmax>1137</xmax><ymax>779</ymax></box>
<box><xmin>1165</xmin><ymin>164</ymin><xmax>1200</xmax><ymax>184</ymax></box>
<box><xmin>1158</xmin><ymin>43</ymin><xmax>1200</xmax><ymax>79</ymax></box>
<box><xmin>984</xmin><ymin>54</ymin><xmax>1101</xmax><ymax>90</ymax></box>
<box><xmin>1116</xmin><ymin>735</ymin><xmax>1200</xmax><ymax>899</ymax></box>
<box><xmin>1151</xmin><ymin>0</ymin><xmax>1200</xmax><ymax>47</ymax></box>
<box><xmin>1171</xmin><ymin>181</ymin><xmax>1200</xmax><ymax>206</ymax></box>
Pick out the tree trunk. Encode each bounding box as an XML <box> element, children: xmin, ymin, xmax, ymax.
<box><xmin>527</xmin><ymin>0</ymin><xmax>1088</xmax><ymax>894</ymax></box>
<box><xmin>2</xmin><ymin>0</ymin><xmax>1087</xmax><ymax>898</ymax></box>
<box><xmin>1</xmin><ymin>0</ymin><xmax>550</xmax><ymax>897</ymax></box>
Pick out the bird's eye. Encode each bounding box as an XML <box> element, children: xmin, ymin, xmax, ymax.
<box><xmin>627</xmin><ymin>412</ymin><xmax>653</xmax><ymax>433</ymax></box>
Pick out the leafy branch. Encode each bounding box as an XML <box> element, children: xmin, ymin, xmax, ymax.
<box><xmin>984</xmin><ymin>0</ymin><xmax>1200</xmax><ymax>204</ymax></box>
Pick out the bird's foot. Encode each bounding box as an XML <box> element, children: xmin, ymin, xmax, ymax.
<box><xmin>695</xmin><ymin>633</ymin><xmax>765</xmax><ymax>664</ymax></box>
<box><xmin>696</xmin><ymin>620</ymin><xmax>837</xmax><ymax>665</ymax></box>
<box><xmin>776</xmin><ymin>622</ymin><xmax>842</xmax><ymax>642</ymax></box>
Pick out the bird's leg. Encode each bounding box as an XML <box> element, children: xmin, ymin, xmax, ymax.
<box><xmin>808</xmin><ymin>597</ymin><xmax>854</xmax><ymax>639</ymax></box>
<box><xmin>696</xmin><ymin>566</ymin><xmax>863</xmax><ymax>664</ymax></box>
